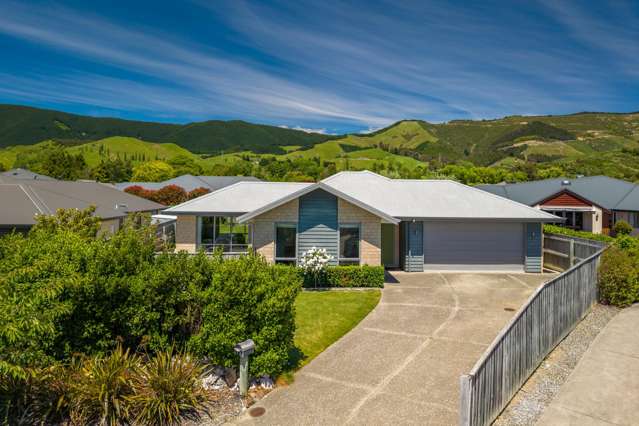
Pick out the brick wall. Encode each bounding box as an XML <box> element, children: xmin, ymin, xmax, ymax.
<box><xmin>175</xmin><ymin>215</ymin><xmax>197</xmax><ymax>253</ymax></box>
<box><xmin>338</xmin><ymin>198</ymin><xmax>382</xmax><ymax>266</ymax></box>
<box><xmin>251</xmin><ymin>199</ymin><xmax>299</xmax><ymax>262</ymax></box>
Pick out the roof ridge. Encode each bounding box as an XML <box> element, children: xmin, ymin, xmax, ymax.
<box><xmin>450</xmin><ymin>180</ymin><xmax>559</xmax><ymax>220</ymax></box>
<box><xmin>613</xmin><ymin>183</ymin><xmax>639</xmax><ymax>210</ymax></box>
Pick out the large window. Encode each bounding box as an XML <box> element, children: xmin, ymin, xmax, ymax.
<box><xmin>339</xmin><ymin>224</ymin><xmax>360</xmax><ymax>265</ymax></box>
<box><xmin>546</xmin><ymin>210</ymin><xmax>583</xmax><ymax>230</ymax></box>
<box><xmin>199</xmin><ymin>216</ymin><xmax>250</xmax><ymax>253</ymax></box>
<box><xmin>275</xmin><ymin>223</ymin><xmax>297</xmax><ymax>264</ymax></box>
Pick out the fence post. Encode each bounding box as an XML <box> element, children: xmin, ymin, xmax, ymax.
<box><xmin>460</xmin><ymin>374</ymin><xmax>472</xmax><ymax>426</ymax></box>
<box><xmin>569</xmin><ymin>239</ymin><xmax>575</xmax><ymax>266</ymax></box>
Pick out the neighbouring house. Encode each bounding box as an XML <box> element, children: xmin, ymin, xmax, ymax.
<box><xmin>1</xmin><ymin>168</ymin><xmax>56</xmax><ymax>181</ymax></box>
<box><xmin>114</xmin><ymin>174</ymin><xmax>261</xmax><ymax>192</ymax></box>
<box><xmin>478</xmin><ymin>176</ymin><xmax>639</xmax><ymax>235</ymax></box>
<box><xmin>165</xmin><ymin>171</ymin><xmax>558</xmax><ymax>273</ymax></box>
<box><xmin>0</xmin><ymin>174</ymin><xmax>164</xmax><ymax>236</ymax></box>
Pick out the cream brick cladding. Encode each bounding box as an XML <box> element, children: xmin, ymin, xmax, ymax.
<box><xmin>251</xmin><ymin>199</ymin><xmax>299</xmax><ymax>262</ymax></box>
<box><xmin>175</xmin><ymin>215</ymin><xmax>197</xmax><ymax>253</ymax></box>
<box><xmin>338</xmin><ymin>198</ymin><xmax>382</xmax><ymax>266</ymax></box>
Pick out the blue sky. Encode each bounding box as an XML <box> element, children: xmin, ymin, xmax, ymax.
<box><xmin>0</xmin><ymin>0</ymin><xmax>637</xmax><ymax>134</ymax></box>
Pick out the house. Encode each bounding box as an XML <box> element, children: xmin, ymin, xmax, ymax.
<box><xmin>478</xmin><ymin>176</ymin><xmax>639</xmax><ymax>235</ymax></box>
<box><xmin>114</xmin><ymin>174</ymin><xmax>261</xmax><ymax>193</ymax></box>
<box><xmin>0</xmin><ymin>174</ymin><xmax>164</xmax><ymax>236</ymax></box>
<box><xmin>165</xmin><ymin>171</ymin><xmax>558</xmax><ymax>273</ymax></box>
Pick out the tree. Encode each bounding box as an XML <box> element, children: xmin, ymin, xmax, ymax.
<box><xmin>37</xmin><ymin>150</ymin><xmax>88</xmax><ymax>180</ymax></box>
<box><xmin>167</xmin><ymin>155</ymin><xmax>202</xmax><ymax>176</ymax></box>
<box><xmin>151</xmin><ymin>185</ymin><xmax>188</xmax><ymax>206</ymax></box>
<box><xmin>131</xmin><ymin>161</ymin><xmax>175</xmax><ymax>182</ymax></box>
<box><xmin>187</xmin><ymin>187</ymin><xmax>210</xmax><ymax>200</ymax></box>
<box><xmin>91</xmin><ymin>158</ymin><xmax>133</xmax><ymax>183</ymax></box>
<box><xmin>31</xmin><ymin>205</ymin><xmax>101</xmax><ymax>239</ymax></box>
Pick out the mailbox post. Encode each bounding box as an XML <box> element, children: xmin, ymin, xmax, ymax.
<box><xmin>233</xmin><ymin>339</ymin><xmax>255</xmax><ymax>396</ymax></box>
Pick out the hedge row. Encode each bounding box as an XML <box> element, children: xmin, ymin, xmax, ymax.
<box><xmin>544</xmin><ymin>224</ymin><xmax>615</xmax><ymax>243</ymax></box>
<box><xmin>0</xmin><ymin>210</ymin><xmax>302</xmax><ymax>380</ymax></box>
<box><xmin>300</xmin><ymin>265</ymin><xmax>385</xmax><ymax>288</ymax></box>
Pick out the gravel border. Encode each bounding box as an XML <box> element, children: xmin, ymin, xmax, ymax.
<box><xmin>493</xmin><ymin>303</ymin><xmax>620</xmax><ymax>426</ymax></box>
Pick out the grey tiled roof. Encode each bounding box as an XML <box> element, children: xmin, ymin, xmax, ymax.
<box><xmin>114</xmin><ymin>175</ymin><xmax>260</xmax><ymax>192</ymax></box>
<box><xmin>478</xmin><ymin>176</ymin><xmax>639</xmax><ymax>211</ymax></box>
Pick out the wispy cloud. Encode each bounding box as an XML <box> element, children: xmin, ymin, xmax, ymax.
<box><xmin>0</xmin><ymin>0</ymin><xmax>636</xmax><ymax>131</ymax></box>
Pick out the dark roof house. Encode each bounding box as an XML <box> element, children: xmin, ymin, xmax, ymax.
<box><xmin>114</xmin><ymin>174</ymin><xmax>261</xmax><ymax>193</ymax></box>
<box><xmin>0</xmin><ymin>174</ymin><xmax>164</xmax><ymax>235</ymax></box>
<box><xmin>478</xmin><ymin>176</ymin><xmax>639</xmax><ymax>234</ymax></box>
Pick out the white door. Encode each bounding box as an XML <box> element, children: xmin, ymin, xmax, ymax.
<box><xmin>423</xmin><ymin>221</ymin><xmax>524</xmax><ymax>271</ymax></box>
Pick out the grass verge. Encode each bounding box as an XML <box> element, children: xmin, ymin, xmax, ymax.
<box><xmin>281</xmin><ymin>290</ymin><xmax>381</xmax><ymax>383</ymax></box>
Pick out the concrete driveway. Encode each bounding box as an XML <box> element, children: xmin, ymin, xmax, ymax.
<box><xmin>240</xmin><ymin>272</ymin><xmax>553</xmax><ymax>425</ymax></box>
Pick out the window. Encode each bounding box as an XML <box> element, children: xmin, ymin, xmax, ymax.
<box><xmin>199</xmin><ymin>216</ymin><xmax>251</xmax><ymax>253</ymax></box>
<box><xmin>339</xmin><ymin>224</ymin><xmax>360</xmax><ymax>265</ymax></box>
<box><xmin>629</xmin><ymin>212</ymin><xmax>639</xmax><ymax>228</ymax></box>
<box><xmin>275</xmin><ymin>223</ymin><xmax>297</xmax><ymax>264</ymax></box>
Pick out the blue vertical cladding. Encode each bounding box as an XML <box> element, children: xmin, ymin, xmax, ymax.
<box><xmin>525</xmin><ymin>222</ymin><xmax>542</xmax><ymax>273</ymax></box>
<box><xmin>404</xmin><ymin>221</ymin><xmax>424</xmax><ymax>272</ymax></box>
<box><xmin>298</xmin><ymin>189</ymin><xmax>338</xmax><ymax>265</ymax></box>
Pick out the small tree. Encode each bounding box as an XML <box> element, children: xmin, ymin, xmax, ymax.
<box><xmin>299</xmin><ymin>247</ymin><xmax>333</xmax><ymax>288</ymax></box>
<box><xmin>187</xmin><ymin>187</ymin><xmax>210</xmax><ymax>200</ymax></box>
<box><xmin>151</xmin><ymin>185</ymin><xmax>187</xmax><ymax>206</ymax></box>
<box><xmin>613</xmin><ymin>219</ymin><xmax>633</xmax><ymax>236</ymax></box>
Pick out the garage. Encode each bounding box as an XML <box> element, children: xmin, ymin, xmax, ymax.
<box><xmin>423</xmin><ymin>221</ymin><xmax>525</xmax><ymax>271</ymax></box>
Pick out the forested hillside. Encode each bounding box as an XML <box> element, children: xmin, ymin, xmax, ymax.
<box><xmin>0</xmin><ymin>104</ymin><xmax>334</xmax><ymax>153</ymax></box>
<box><xmin>1</xmin><ymin>105</ymin><xmax>639</xmax><ymax>184</ymax></box>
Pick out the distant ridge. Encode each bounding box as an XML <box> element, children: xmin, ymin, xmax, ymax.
<box><xmin>0</xmin><ymin>104</ymin><xmax>335</xmax><ymax>154</ymax></box>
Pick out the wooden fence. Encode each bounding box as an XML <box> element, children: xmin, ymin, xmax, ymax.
<box><xmin>543</xmin><ymin>233</ymin><xmax>607</xmax><ymax>272</ymax></box>
<box><xmin>459</xmin><ymin>245</ymin><xmax>606</xmax><ymax>426</ymax></box>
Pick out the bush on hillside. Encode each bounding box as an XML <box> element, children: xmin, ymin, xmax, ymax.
<box><xmin>613</xmin><ymin>219</ymin><xmax>633</xmax><ymax>236</ymax></box>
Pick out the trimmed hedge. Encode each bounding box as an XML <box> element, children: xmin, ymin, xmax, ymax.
<box><xmin>543</xmin><ymin>224</ymin><xmax>614</xmax><ymax>243</ymax></box>
<box><xmin>301</xmin><ymin>265</ymin><xmax>385</xmax><ymax>288</ymax></box>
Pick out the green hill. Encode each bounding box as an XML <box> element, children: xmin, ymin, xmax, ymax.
<box><xmin>0</xmin><ymin>104</ymin><xmax>334</xmax><ymax>153</ymax></box>
<box><xmin>2</xmin><ymin>105</ymin><xmax>639</xmax><ymax>181</ymax></box>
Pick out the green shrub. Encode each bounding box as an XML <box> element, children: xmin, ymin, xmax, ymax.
<box><xmin>325</xmin><ymin>265</ymin><xmax>385</xmax><ymax>288</ymax></box>
<box><xmin>129</xmin><ymin>348</ymin><xmax>207</xmax><ymax>425</ymax></box>
<box><xmin>0</xmin><ymin>364</ymin><xmax>72</xmax><ymax>425</ymax></box>
<box><xmin>613</xmin><ymin>219</ymin><xmax>634</xmax><ymax>236</ymax></box>
<box><xmin>68</xmin><ymin>345</ymin><xmax>140</xmax><ymax>426</ymax></box>
<box><xmin>0</xmin><ymin>207</ymin><xmax>303</xmax><ymax>381</ymax></box>
<box><xmin>543</xmin><ymin>224</ymin><xmax>614</xmax><ymax>243</ymax></box>
<box><xmin>189</xmin><ymin>257</ymin><xmax>302</xmax><ymax>377</ymax></box>
<box><xmin>299</xmin><ymin>265</ymin><xmax>385</xmax><ymax>288</ymax></box>
<box><xmin>598</xmin><ymin>246</ymin><xmax>639</xmax><ymax>307</ymax></box>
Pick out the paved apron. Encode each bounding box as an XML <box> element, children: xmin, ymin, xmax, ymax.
<box><xmin>239</xmin><ymin>272</ymin><xmax>552</xmax><ymax>425</ymax></box>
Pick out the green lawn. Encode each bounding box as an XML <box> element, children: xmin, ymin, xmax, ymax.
<box><xmin>289</xmin><ymin>290</ymin><xmax>381</xmax><ymax>373</ymax></box>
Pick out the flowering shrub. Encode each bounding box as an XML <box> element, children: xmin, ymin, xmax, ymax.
<box><xmin>299</xmin><ymin>247</ymin><xmax>333</xmax><ymax>288</ymax></box>
<box><xmin>299</xmin><ymin>247</ymin><xmax>333</xmax><ymax>273</ymax></box>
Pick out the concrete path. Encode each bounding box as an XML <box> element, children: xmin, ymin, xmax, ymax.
<box><xmin>240</xmin><ymin>272</ymin><xmax>552</xmax><ymax>425</ymax></box>
<box><xmin>537</xmin><ymin>304</ymin><xmax>639</xmax><ymax>426</ymax></box>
